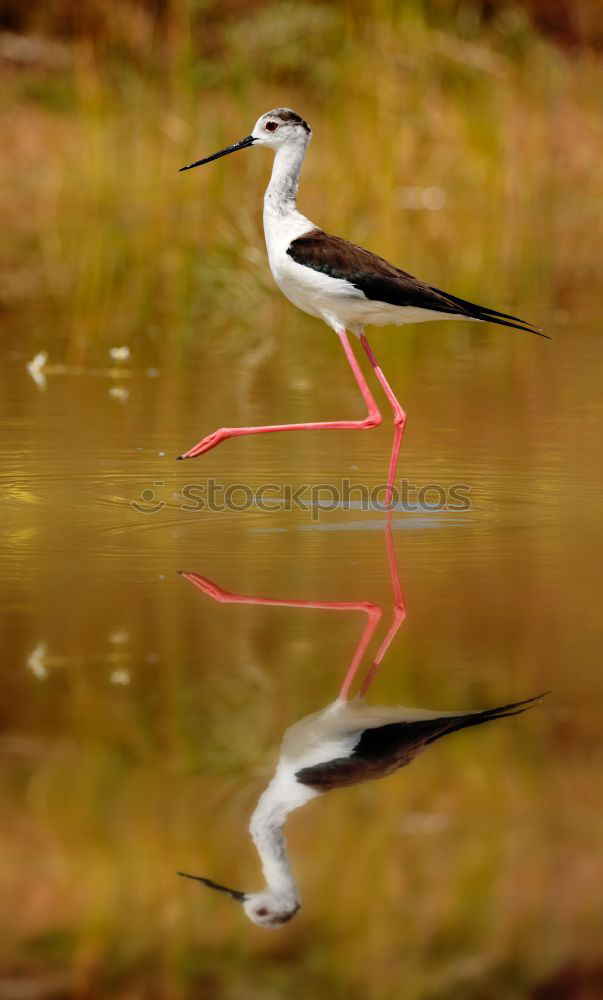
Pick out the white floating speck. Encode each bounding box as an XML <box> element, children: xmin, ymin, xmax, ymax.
<box><xmin>145</xmin><ymin>368</ymin><xmax>160</xmax><ymax>378</ymax></box>
<box><xmin>26</xmin><ymin>351</ymin><xmax>48</xmax><ymax>390</ymax></box>
<box><xmin>158</xmin><ymin>451</ymin><xmax>166</xmax><ymax>457</ymax></box>
<box><xmin>27</xmin><ymin>642</ymin><xmax>47</xmax><ymax>679</ymax></box>
<box><xmin>109</xmin><ymin>346</ymin><xmax>130</xmax><ymax>362</ymax></box>
<box><xmin>109</xmin><ymin>385</ymin><xmax>129</xmax><ymax>402</ymax></box>
<box><xmin>110</xmin><ymin>669</ymin><xmax>130</xmax><ymax>686</ymax></box>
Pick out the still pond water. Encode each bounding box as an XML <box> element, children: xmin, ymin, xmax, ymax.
<box><xmin>1</xmin><ymin>307</ymin><xmax>602</xmax><ymax>997</ymax></box>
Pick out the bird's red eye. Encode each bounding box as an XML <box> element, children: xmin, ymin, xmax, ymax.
<box><xmin>256</xmin><ymin>907</ymin><xmax>269</xmax><ymax>916</ymax></box>
<box><xmin>265</xmin><ymin>122</ymin><xmax>278</xmax><ymax>132</ymax></box>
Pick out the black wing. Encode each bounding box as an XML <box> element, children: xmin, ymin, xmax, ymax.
<box><xmin>295</xmin><ymin>693</ymin><xmax>547</xmax><ymax>792</ymax></box>
<box><xmin>287</xmin><ymin>229</ymin><xmax>546</xmax><ymax>337</ymax></box>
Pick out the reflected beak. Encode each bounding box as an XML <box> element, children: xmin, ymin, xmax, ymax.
<box><xmin>179</xmin><ymin>135</ymin><xmax>256</xmax><ymax>172</ymax></box>
<box><xmin>177</xmin><ymin>871</ymin><xmax>247</xmax><ymax>902</ymax></box>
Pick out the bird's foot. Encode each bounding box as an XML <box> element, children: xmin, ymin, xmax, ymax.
<box><xmin>177</xmin><ymin>429</ymin><xmax>227</xmax><ymax>461</ymax></box>
<box><xmin>177</xmin><ymin>571</ymin><xmax>231</xmax><ymax>601</ymax></box>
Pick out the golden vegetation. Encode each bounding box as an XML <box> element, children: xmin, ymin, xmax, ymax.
<box><xmin>2</xmin><ymin>0</ymin><xmax>602</xmax><ymax>365</ymax></box>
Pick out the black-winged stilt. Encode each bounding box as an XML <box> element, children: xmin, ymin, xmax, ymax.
<box><xmin>176</xmin><ymin>528</ymin><xmax>546</xmax><ymax>928</ymax></box>
<box><xmin>178</xmin><ymin>108</ymin><xmax>546</xmax><ymax>506</ymax></box>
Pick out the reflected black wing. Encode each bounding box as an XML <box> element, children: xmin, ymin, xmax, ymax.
<box><xmin>295</xmin><ymin>694</ymin><xmax>547</xmax><ymax>792</ymax></box>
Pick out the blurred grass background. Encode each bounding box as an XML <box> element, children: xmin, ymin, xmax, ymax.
<box><xmin>2</xmin><ymin>2</ymin><xmax>603</xmax><ymax>998</ymax></box>
<box><xmin>1</xmin><ymin>0</ymin><xmax>602</xmax><ymax>367</ymax></box>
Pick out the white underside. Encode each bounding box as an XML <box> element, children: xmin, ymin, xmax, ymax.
<box><xmin>255</xmin><ymin>695</ymin><xmax>477</xmax><ymax>820</ymax></box>
<box><xmin>263</xmin><ymin>206</ymin><xmax>463</xmax><ymax>336</ymax></box>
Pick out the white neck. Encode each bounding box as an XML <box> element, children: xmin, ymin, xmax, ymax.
<box><xmin>264</xmin><ymin>141</ymin><xmax>308</xmax><ymax>216</ymax></box>
<box><xmin>249</xmin><ymin>781</ymin><xmax>300</xmax><ymax>905</ymax></box>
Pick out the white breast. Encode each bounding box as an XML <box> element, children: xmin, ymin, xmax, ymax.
<box><xmin>263</xmin><ymin>206</ymin><xmax>365</xmax><ymax>327</ymax></box>
<box><xmin>262</xmin><ymin>205</ymin><xmax>453</xmax><ymax>336</ymax></box>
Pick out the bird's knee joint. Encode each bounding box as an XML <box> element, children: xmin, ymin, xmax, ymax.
<box><xmin>363</xmin><ymin>413</ymin><xmax>382</xmax><ymax>430</ymax></box>
<box><xmin>393</xmin><ymin>410</ymin><xmax>406</xmax><ymax>427</ymax></box>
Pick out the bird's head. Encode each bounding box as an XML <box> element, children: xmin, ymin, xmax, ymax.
<box><xmin>179</xmin><ymin>108</ymin><xmax>311</xmax><ymax>172</ymax></box>
<box><xmin>251</xmin><ymin>108</ymin><xmax>312</xmax><ymax>150</ymax></box>
<box><xmin>177</xmin><ymin>872</ymin><xmax>300</xmax><ymax>929</ymax></box>
<box><xmin>242</xmin><ymin>889</ymin><xmax>301</xmax><ymax>928</ymax></box>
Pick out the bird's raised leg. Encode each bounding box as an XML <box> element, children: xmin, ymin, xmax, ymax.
<box><xmin>177</xmin><ymin>329</ymin><xmax>382</xmax><ymax>461</ymax></box>
<box><xmin>360</xmin><ymin>335</ymin><xmax>406</xmax><ymax>508</ymax></box>
<box><xmin>179</xmin><ymin>570</ymin><xmax>382</xmax><ymax>695</ymax></box>
<box><xmin>358</xmin><ymin>520</ymin><xmax>406</xmax><ymax>697</ymax></box>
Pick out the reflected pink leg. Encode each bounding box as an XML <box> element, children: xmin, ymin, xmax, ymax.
<box><xmin>178</xmin><ymin>329</ymin><xmax>382</xmax><ymax>460</ymax></box>
<box><xmin>180</xmin><ymin>520</ymin><xmax>406</xmax><ymax>705</ymax></box>
<box><xmin>180</xmin><ymin>571</ymin><xmax>381</xmax><ymax>698</ymax></box>
<box><xmin>360</xmin><ymin>335</ymin><xmax>406</xmax><ymax>508</ymax></box>
<box><xmin>336</xmin><ymin>604</ymin><xmax>381</xmax><ymax>701</ymax></box>
<box><xmin>358</xmin><ymin>520</ymin><xmax>407</xmax><ymax>696</ymax></box>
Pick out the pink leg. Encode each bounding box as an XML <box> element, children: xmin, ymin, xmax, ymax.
<box><xmin>180</xmin><ymin>520</ymin><xmax>406</xmax><ymax>703</ymax></box>
<box><xmin>177</xmin><ymin>329</ymin><xmax>382</xmax><ymax>460</ymax></box>
<box><xmin>360</xmin><ymin>335</ymin><xmax>407</xmax><ymax>508</ymax></box>
<box><xmin>358</xmin><ymin>519</ymin><xmax>406</xmax><ymax>696</ymax></box>
<box><xmin>336</xmin><ymin>603</ymin><xmax>381</xmax><ymax>701</ymax></box>
<box><xmin>180</xmin><ymin>570</ymin><xmax>381</xmax><ymax>699</ymax></box>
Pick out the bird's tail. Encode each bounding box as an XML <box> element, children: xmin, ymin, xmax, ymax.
<box><xmin>430</xmin><ymin>286</ymin><xmax>549</xmax><ymax>339</ymax></box>
<box><xmin>427</xmin><ymin>691</ymin><xmax>550</xmax><ymax>744</ymax></box>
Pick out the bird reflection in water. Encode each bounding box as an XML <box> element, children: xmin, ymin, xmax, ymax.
<box><xmin>177</xmin><ymin>525</ymin><xmax>545</xmax><ymax>928</ymax></box>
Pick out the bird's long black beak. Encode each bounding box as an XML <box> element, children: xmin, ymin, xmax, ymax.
<box><xmin>179</xmin><ymin>135</ymin><xmax>256</xmax><ymax>172</ymax></box>
<box><xmin>177</xmin><ymin>871</ymin><xmax>247</xmax><ymax>902</ymax></box>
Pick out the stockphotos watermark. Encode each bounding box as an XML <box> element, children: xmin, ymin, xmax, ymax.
<box><xmin>131</xmin><ymin>479</ymin><xmax>471</xmax><ymax>520</ymax></box>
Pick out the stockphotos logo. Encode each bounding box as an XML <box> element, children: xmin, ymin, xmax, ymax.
<box><xmin>131</xmin><ymin>479</ymin><xmax>471</xmax><ymax>520</ymax></box>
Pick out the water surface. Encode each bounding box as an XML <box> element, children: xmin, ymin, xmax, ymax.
<box><xmin>1</xmin><ymin>309</ymin><xmax>602</xmax><ymax>998</ymax></box>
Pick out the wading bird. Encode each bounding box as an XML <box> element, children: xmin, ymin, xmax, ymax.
<box><xmin>178</xmin><ymin>108</ymin><xmax>545</xmax><ymax>506</ymax></box>
<box><xmin>177</xmin><ymin>528</ymin><xmax>546</xmax><ymax>927</ymax></box>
